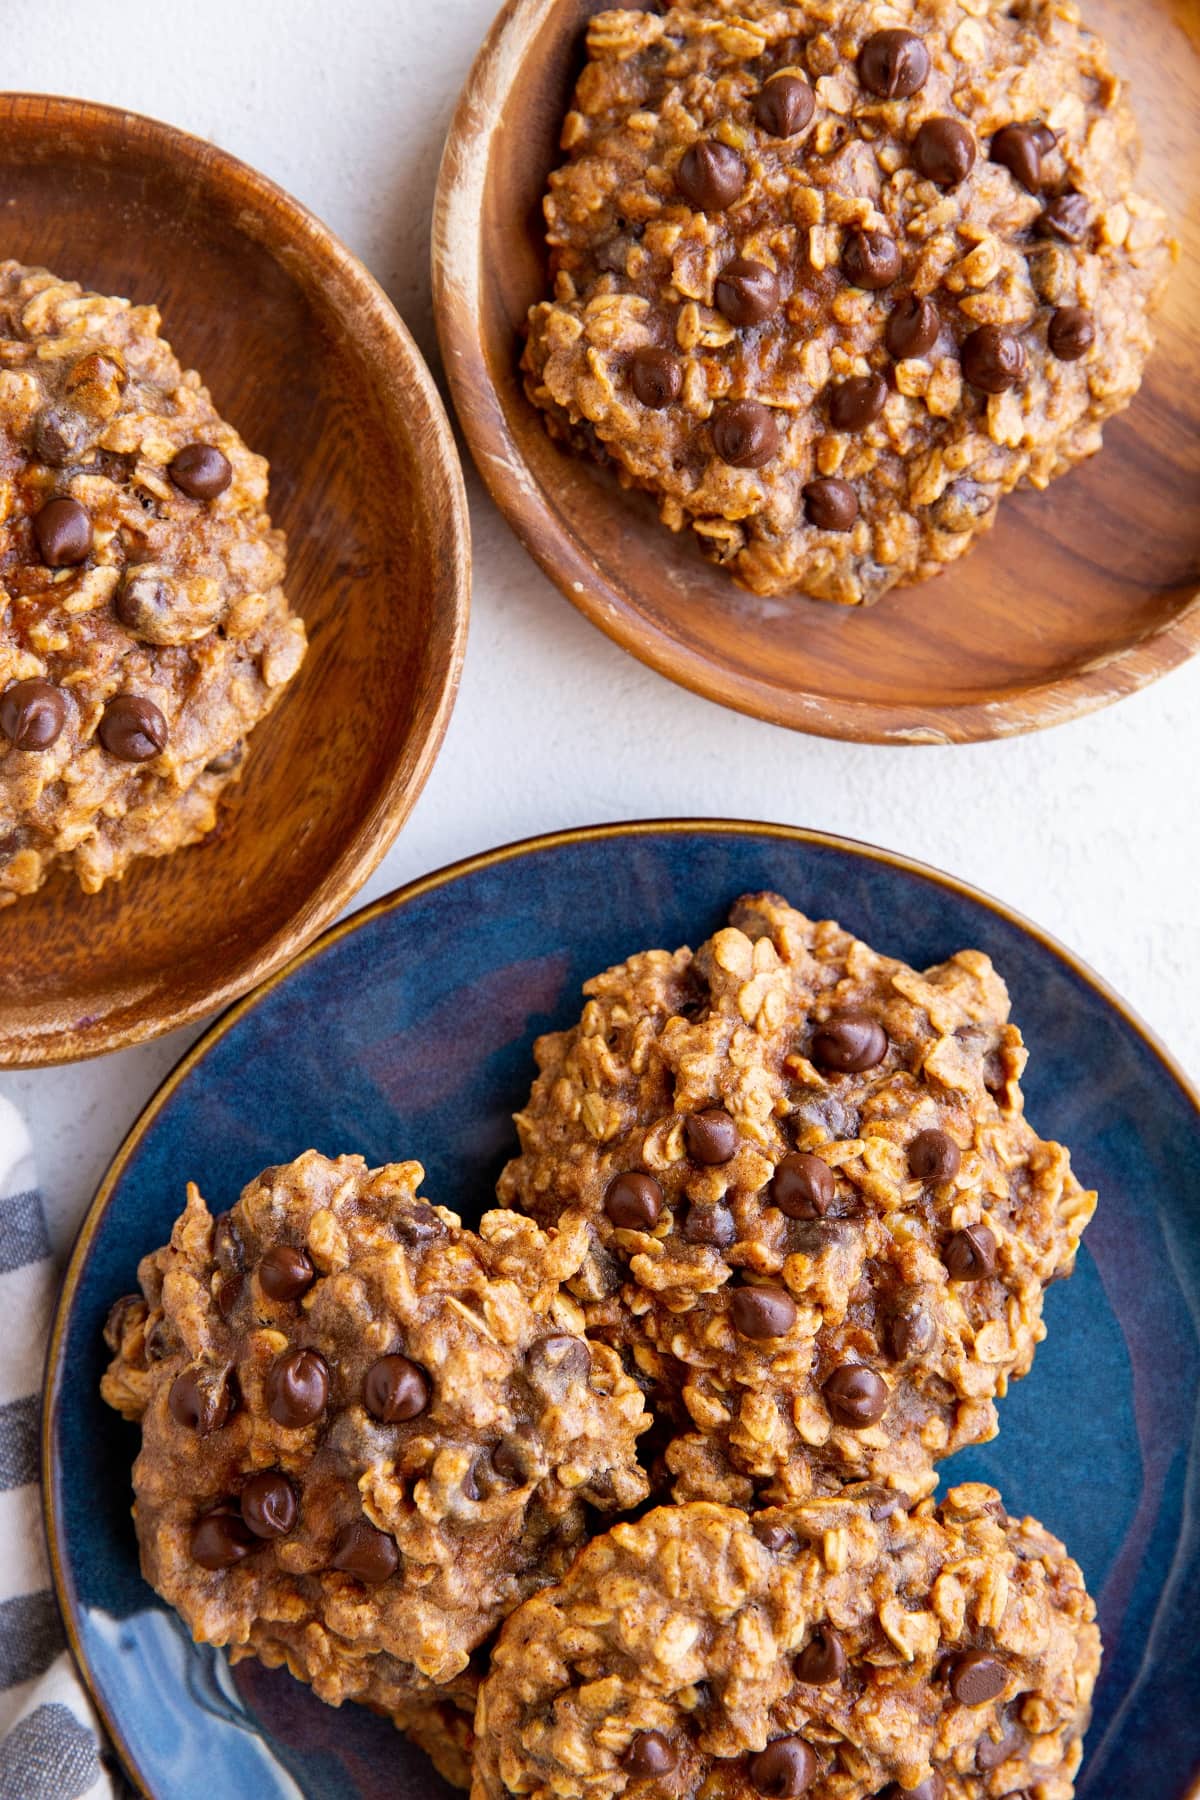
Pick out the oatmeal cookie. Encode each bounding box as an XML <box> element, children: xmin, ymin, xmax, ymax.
<box><xmin>523</xmin><ymin>0</ymin><xmax>1171</xmax><ymax>604</ymax></box>
<box><xmin>100</xmin><ymin>1150</ymin><xmax>651</xmax><ymax>1748</ymax></box>
<box><xmin>498</xmin><ymin>893</ymin><xmax>1095</xmax><ymax>1504</ymax></box>
<box><xmin>0</xmin><ymin>261</ymin><xmax>306</xmax><ymax>904</ymax></box>
<box><xmin>472</xmin><ymin>1486</ymin><xmax>1100</xmax><ymax>1799</ymax></box>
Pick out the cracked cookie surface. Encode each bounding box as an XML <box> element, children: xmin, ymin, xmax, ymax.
<box><xmin>523</xmin><ymin>0</ymin><xmax>1170</xmax><ymax>604</ymax></box>
<box><xmin>101</xmin><ymin>1150</ymin><xmax>651</xmax><ymax>1777</ymax></box>
<box><xmin>498</xmin><ymin>893</ymin><xmax>1096</xmax><ymax>1505</ymax></box>
<box><xmin>471</xmin><ymin>1486</ymin><xmax>1100</xmax><ymax>1799</ymax></box>
<box><xmin>0</xmin><ymin>261</ymin><xmax>305</xmax><ymax>903</ymax></box>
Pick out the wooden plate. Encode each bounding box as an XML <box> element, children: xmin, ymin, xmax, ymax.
<box><xmin>433</xmin><ymin>0</ymin><xmax>1200</xmax><ymax>744</ymax></box>
<box><xmin>0</xmin><ymin>95</ymin><xmax>470</xmax><ymax>1066</ymax></box>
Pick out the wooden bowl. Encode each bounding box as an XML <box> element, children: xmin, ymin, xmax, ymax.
<box><xmin>0</xmin><ymin>95</ymin><xmax>470</xmax><ymax>1067</ymax></box>
<box><xmin>434</xmin><ymin>0</ymin><xmax>1200</xmax><ymax>744</ymax></box>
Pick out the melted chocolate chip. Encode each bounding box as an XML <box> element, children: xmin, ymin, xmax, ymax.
<box><xmin>258</xmin><ymin>1245</ymin><xmax>315</xmax><ymax>1301</ymax></box>
<box><xmin>943</xmin><ymin>1223</ymin><xmax>997</xmax><ymax>1281</ymax></box>
<box><xmin>240</xmin><ymin>1471</ymin><xmax>298</xmax><ymax>1538</ymax></box>
<box><xmin>212</xmin><ymin>1214</ymin><xmax>245</xmax><ymax>1275</ymax></box>
<box><xmin>823</xmin><ymin>1364</ymin><xmax>888</xmax><ymax>1427</ymax></box>
<box><xmin>712</xmin><ymin>399</ymin><xmax>780</xmax><ymax>468</ymax></box>
<box><xmin>192</xmin><ymin>1504</ymin><xmax>256</xmax><ymax>1570</ymax></box>
<box><xmin>841</xmin><ymin>229</ymin><xmax>902</xmax><ymax>290</ymax></box>
<box><xmin>33</xmin><ymin>407</ymin><xmax>91</xmax><ymax>466</ymax></box>
<box><xmin>887</xmin><ymin>1297</ymin><xmax>937</xmax><ymax>1362</ymax></box>
<box><xmin>882</xmin><ymin>1779</ymin><xmax>944</xmax><ymax>1800</ymax></box>
<box><xmin>829</xmin><ymin>373</ymin><xmax>888</xmax><ymax>431</ymax></box>
<box><xmin>623</xmin><ymin>1731</ymin><xmax>678</xmax><ymax>1776</ymax></box>
<box><xmin>685</xmin><ymin>1108</ymin><xmax>738</xmax><ymax>1165</ymax></box>
<box><xmin>810</xmin><ymin>1015</ymin><xmax>887</xmax><ymax>1073</ymax></box>
<box><xmin>683</xmin><ymin>1202</ymin><xmax>736</xmax><ymax>1246</ymax></box>
<box><xmin>947</xmin><ymin>1651</ymin><xmax>1008</xmax><ymax>1706</ymax></box>
<box><xmin>1037</xmin><ymin>192</ymin><xmax>1090</xmax><ymax>243</ymax></box>
<box><xmin>0</xmin><ymin>680</ymin><xmax>66</xmax><ymax>751</ymax></box>
<box><xmin>266</xmin><ymin>1348</ymin><xmax>329</xmax><ymax>1428</ymax></box>
<box><xmin>98</xmin><ymin>695</ymin><xmax>168</xmax><ymax>762</ymax></box>
<box><xmin>795</xmin><ymin>1626</ymin><xmax>847</xmax><ymax>1685</ymax></box>
<box><xmin>677</xmin><ymin>140</ymin><xmax>746</xmax><ymax>210</ymax></box>
<box><xmin>748</xmin><ymin>1737</ymin><xmax>818</xmax><ymax>1796</ymax></box>
<box><xmin>731</xmin><ymin>1285</ymin><xmax>797</xmax><ymax>1339</ymax></box>
<box><xmin>103</xmin><ymin>1294</ymin><xmax>144</xmax><ymax>1353</ymax></box>
<box><xmin>887</xmin><ymin>294</ymin><xmax>940</xmax><ymax>360</ymax></box>
<box><xmin>33</xmin><ymin>496</ymin><xmax>92</xmax><ymax>566</ymax></box>
<box><xmin>1048</xmin><ymin>307</ymin><xmax>1095</xmax><ymax>361</ymax></box>
<box><xmin>331</xmin><ymin>1519</ymin><xmax>399</xmax><ymax>1583</ymax></box>
<box><xmin>205</xmin><ymin>741</ymin><xmax>245</xmax><ymax>775</ymax></box>
<box><xmin>907</xmin><ymin>1129</ymin><xmax>961</xmax><ymax>1182</ymax></box>
<box><xmin>803</xmin><ymin>478</ymin><xmax>858</xmax><ymax>532</ymax></box>
<box><xmin>912</xmin><ymin>118</ymin><xmax>976</xmax><ymax>187</ymax></box>
<box><xmin>715</xmin><ymin>257</ymin><xmax>782</xmax><ymax>327</ymax></box>
<box><xmin>168</xmin><ymin>1365</ymin><xmax>235</xmax><ymax>1435</ymax></box>
<box><xmin>754</xmin><ymin>74</ymin><xmax>815</xmax><ymax>139</ymax></box>
<box><xmin>976</xmin><ymin>1719</ymin><xmax>1023</xmax><ymax>1770</ymax></box>
<box><xmin>525</xmin><ymin>1333</ymin><xmax>591</xmax><ymax>1397</ymax></box>
<box><xmin>364</xmin><ymin>1354</ymin><xmax>430</xmax><ymax>1423</ymax></box>
<box><xmin>169</xmin><ymin>443</ymin><xmax>233</xmax><ymax>500</ymax></box>
<box><xmin>604</xmin><ymin>1171</ymin><xmax>663</xmax><ymax>1229</ymax></box>
<box><xmin>753</xmin><ymin>1519</ymin><xmax>794</xmax><ymax>1552</ymax></box>
<box><xmin>961</xmin><ymin>326</ymin><xmax>1027</xmax><ymax>394</ymax></box>
<box><xmin>858</xmin><ymin>29</ymin><xmax>930</xmax><ymax>99</ymax></box>
<box><xmin>631</xmin><ymin>347</ymin><xmax>683</xmax><ymax>409</ymax></box>
<box><xmin>770</xmin><ymin>1152</ymin><xmax>835</xmax><ymax>1219</ymax></box>
<box><xmin>990</xmin><ymin>124</ymin><xmax>1045</xmax><ymax>193</ymax></box>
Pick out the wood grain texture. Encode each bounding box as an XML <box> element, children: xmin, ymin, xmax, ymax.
<box><xmin>0</xmin><ymin>94</ymin><xmax>470</xmax><ymax>1067</ymax></box>
<box><xmin>433</xmin><ymin>0</ymin><xmax>1200</xmax><ymax>744</ymax></box>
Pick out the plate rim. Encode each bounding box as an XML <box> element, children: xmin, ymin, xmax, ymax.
<box><xmin>41</xmin><ymin>816</ymin><xmax>1200</xmax><ymax>1798</ymax></box>
<box><xmin>431</xmin><ymin>0</ymin><xmax>1200</xmax><ymax>747</ymax></box>
<box><xmin>0</xmin><ymin>90</ymin><xmax>472</xmax><ymax>1069</ymax></box>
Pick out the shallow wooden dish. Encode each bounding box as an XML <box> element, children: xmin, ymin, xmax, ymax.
<box><xmin>0</xmin><ymin>94</ymin><xmax>470</xmax><ymax>1067</ymax></box>
<box><xmin>434</xmin><ymin>0</ymin><xmax>1200</xmax><ymax>744</ymax></box>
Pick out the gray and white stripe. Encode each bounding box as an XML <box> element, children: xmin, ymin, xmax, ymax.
<box><xmin>0</xmin><ymin>1099</ymin><xmax>113</xmax><ymax>1799</ymax></box>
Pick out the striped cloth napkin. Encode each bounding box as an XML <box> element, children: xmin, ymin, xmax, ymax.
<box><xmin>0</xmin><ymin>1093</ymin><xmax>115</xmax><ymax>1799</ymax></box>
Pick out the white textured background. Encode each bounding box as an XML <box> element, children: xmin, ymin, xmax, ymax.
<box><xmin>2</xmin><ymin>0</ymin><xmax>1198</xmax><ymax>1254</ymax></box>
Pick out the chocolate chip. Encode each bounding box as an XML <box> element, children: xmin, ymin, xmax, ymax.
<box><xmin>33</xmin><ymin>407</ymin><xmax>90</xmax><ymax>466</ymax></box>
<box><xmin>168</xmin><ymin>1365</ymin><xmax>235</xmax><ymax>1435</ymax></box>
<box><xmin>115</xmin><ymin>570</ymin><xmax>191</xmax><ymax>645</ymax></box>
<box><xmin>887</xmin><ymin>294</ymin><xmax>940</xmax><ymax>360</ymax></box>
<box><xmin>770</xmin><ymin>1152</ymin><xmax>834</xmax><ymax>1219</ymax></box>
<box><xmin>1037</xmin><ymin>192</ymin><xmax>1090</xmax><ymax>243</ymax></box>
<box><xmin>215</xmin><ymin>1275</ymin><xmax>243</xmax><ymax>1319</ymax></box>
<box><xmin>0</xmin><ymin>680</ymin><xmax>66</xmax><ymax>751</ymax></box>
<box><xmin>393</xmin><ymin>1202</ymin><xmax>447</xmax><ymax>1247</ymax></box>
<box><xmin>803</xmin><ymin>478</ymin><xmax>858</xmax><ymax>532</ymax></box>
<box><xmin>823</xmin><ymin>1364</ymin><xmax>888</xmax><ymax>1427</ymax></box>
<box><xmin>631</xmin><ymin>347</ymin><xmax>683</xmax><ymax>409</ymax></box>
<box><xmin>266</xmin><ymin>1348</ymin><xmax>329</xmax><ymax>1428</ymax></box>
<box><xmin>623</xmin><ymin>1731</ymin><xmax>677</xmax><ymax>1776</ymax></box>
<box><xmin>213</xmin><ymin>1214</ymin><xmax>245</xmax><ymax>1274</ymax></box>
<box><xmin>604</xmin><ymin>1172</ymin><xmax>663</xmax><ymax>1229</ymax></box>
<box><xmin>753</xmin><ymin>1520</ymin><xmax>794</xmax><ymax>1552</ymax></box>
<box><xmin>943</xmin><ymin>1223</ymin><xmax>997</xmax><ymax>1281</ymax></box>
<box><xmin>466</xmin><ymin>1439</ymin><xmax>527</xmax><ymax>1498</ymax></box>
<box><xmin>882</xmin><ymin>1779</ymin><xmax>944</xmax><ymax>1800</ymax></box>
<box><xmin>33</xmin><ymin>496</ymin><xmax>92</xmax><ymax>566</ymax></box>
<box><xmin>1033</xmin><ymin>124</ymin><xmax>1059</xmax><ymax>154</ymax></box>
<box><xmin>1048</xmin><ymin>306</ymin><xmax>1095</xmax><ymax>361</ymax></box>
<box><xmin>948</xmin><ymin>1651</ymin><xmax>1008</xmax><ymax>1706</ymax></box>
<box><xmin>795</xmin><ymin>1626</ymin><xmax>847</xmax><ymax>1685</ymax></box>
<box><xmin>683</xmin><ymin>1202</ymin><xmax>736</xmax><ymax>1246</ymax></box>
<box><xmin>829</xmin><ymin>373</ymin><xmax>888</xmax><ymax>431</ymax></box>
<box><xmin>748</xmin><ymin>1737</ymin><xmax>818</xmax><ymax>1796</ymax></box>
<box><xmin>240</xmin><ymin>1471</ymin><xmax>298</xmax><ymax>1539</ymax></box>
<box><xmin>887</xmin><ymin>1298</ymin><xmax>937</xmax><ymax>1361</ymax></box>
<box><xmin>331</xmin><ymin>1519</ymin><xmax>398</xmax><ymax>1583</ymax></box>
<box><xmin>715</xmin><ymin>257</ymin><xmax>782</xmax><ymax>327</ymax></box>
<box><xmin>205</xmin><ymin>742</ymin><xmax>245</xmax><ymax>775</ymax></box>
<box><xmin>841</xmin><ymin>229</ymin><xmax>902</xmax><ymax>290</ymax></box>
<box><xmin>98</xmin><ymin>695</ymin><xmax>168</xmax><ymax>762</ymax></box>
<box><xmin>858</xmin><ymin>29</ymin><xmax>930</xmax><ymax>99</ymax></box>
<box><xmin>259</xmin><ymin>1245</ymin><xmax>316</xmax><ymax>1301</ymax></box>
<box><xmin>989</xmin><ymin>125</ymin><xmax>1045</xmax><ymax>193</ymax></box>
<box><xmin>677</xmin><ymin>140</ymin><xmax>746</xmax><ymax>210</ymax></box>
<box><xmin>754</xmin><ymin>73</ymin><xmax>815</xmax><ymax>138</ymax></box>
<box><xmin>731</xmin><ymin>1285</ymin><xmax>797</xmax><ymax>1339</ymax></box>
<box><xmin>169</xmin><ymin>443</ymin><xmax>232</xmax><ymax>500</ymax></box>
<box><xmin>712</xmin><ymin>400</ymin><xmax>780</xmax><ymax>468</ymax></box>
<box><xmin>525</xmin><ymin>1333</ymin><xmax>591</xmax><ymax>1398</ymax></box>
<box><xmin>907</xmin><ymin>1130</ymin><xmax>962</xmax><ymax>1182</ymax></box>
<box><xmin>490</xmin><ymin>1435</ymin><xmax>531</xmax><ymax>1484</ymax></box>
<box><xmin>976</xmin><ymin>1721</ymin><xmax>1023</xmax><ymax>1769</ymax></box>
<box><xmin>811</xmin><ymin>1015</ymin><xmax>887</xmax><ymax>1073</ymax></box>
<box><xmin>685</xmin><ymin>1108</ymin><xmax>738</xmax><ymax>1165</ymax></box>
<box><xmin>192</xmin><ymin>1504</ymin><xmax>256</xmax><ymax>1570</ymax></box>
<box><xmin>364</xmin><ymin>1354</ymin><xmax>430</xmax><ymax>1423</ymax></box>
<box><xmin>912</xmin><ymin>118</ymin><xmax>976</xmax><ymax>188</ymax></box>
<box><xmin>961</xmin><ymin>326</ymin><xmax>1026</xmax><ymax>394</ymax></box>
<box><xmin>103</xmin><ymin>1294</ymin><xmax>144</xmax><ymax>1352</ymax></box>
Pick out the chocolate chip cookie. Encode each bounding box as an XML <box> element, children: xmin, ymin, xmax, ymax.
<box><xmin>523</xmin><ymin>0</ymin><xmax>1171</xmax><ymax>603</ymax></box>
<box><xmin>498</xmin><ymin>893</ymin><xmax>1095</xmax><ymax>1505</ymax></box>
<box><xmin>101</xmin><ymin>1151</ymin><xmax>651</xmax><ymax>1775</ymax></box>
<box><xmin>0</xmin><ymin>261</ymin><xmax>306</xmax><ymax>904</ymax></box>
<box><xmin>472</xmin><ymin>1485</ymin><xmax>1100</xmax><ymax>1799</ymax></box>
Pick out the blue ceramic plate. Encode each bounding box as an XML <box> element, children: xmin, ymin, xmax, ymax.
<box><xmin>44</xmin><ymin>823</ymin><xmax>1200</xmax><ymax>1800</ymax></box>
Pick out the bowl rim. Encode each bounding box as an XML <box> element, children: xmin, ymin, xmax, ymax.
<box><xmin>431</xmin><ymin>0</ymin><xmax>1200</xmax><ymax>746</ymax></box>
<box><xmin>0</xmin><ymin>90</ymin><xmax>472</xmax><ymax>1067</ymax></box>
<box><xmin>41</xmin><ymin>814</ymin><xmax>1200</xmax><ymax>1798</ymax></box>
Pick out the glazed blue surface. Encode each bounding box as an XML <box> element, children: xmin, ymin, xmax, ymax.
<box><xmin>46</xmin><ymin>825</ymin><xmax>1200</xmax><ymax>1798</ymax></box>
